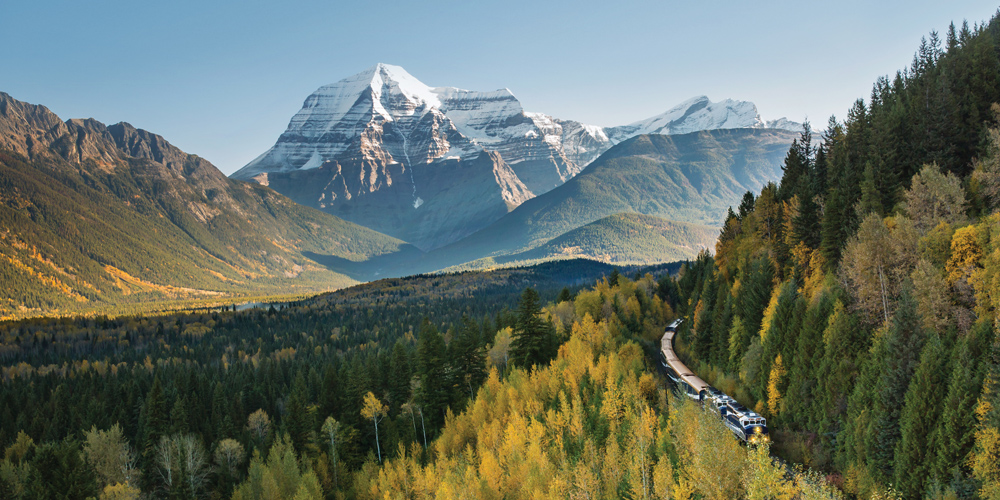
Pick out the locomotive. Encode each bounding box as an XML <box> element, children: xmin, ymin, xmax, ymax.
<box><xmin>660</xmin><ymin>319</ymin><xmax>769</xmax><ymax>445</ymax></box>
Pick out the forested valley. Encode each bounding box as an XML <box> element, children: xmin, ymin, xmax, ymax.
<box><xmin>8</xmin><ymin>9</ymin><xmax>1000</xmax><ymax>500</ymax></box>
<box><xmin>0</xmin><ymin>259</ymin><xmax>681</xmax><ymax>499</ymax></box>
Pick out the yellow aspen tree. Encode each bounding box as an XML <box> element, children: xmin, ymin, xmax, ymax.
<box><xmin>767</xmin><ymin>354</ymin><xmax>786</xmax><ymax>416</ymax></box>
<box><xmin>360</xmin><ymin>391</ymin><xmax>387</xmax><ymax>463</ymax></box>
<box><xmin>626</xmin><ymin>405</ymin><xmax>658</xmax><ymax>500</ymax></box>
<box><xmin>651</xmin><ymin>457</ymin><xmax>675</xmax><ymax>500</ymax></box>
<box><xmin>971</xmin><ymin>374</ymin><xmax>1000</xmax><ymax>500</ymax></box>
<box><xmin>947</xmin><ymin>225</ymin><xmax>983</xmax><ymax>284</ymax></box>
<box><xmin>759</xmin><ymin>286</ymin><xmax>782</xmax><ymax>341</ymax></box>
<box><xmin>743</xmin><ymin>444</ymin><xmax>796</xmax><ymax>500</ymax></box>
<box><xmin>601</xmin><ymin>439</ymin><xmax>624</xmax><ymax>499</ymax></box>
<box><xmin>99</xmin><ymin>482</ymin><xmax>141</xmax><ymax>500</ymax></box>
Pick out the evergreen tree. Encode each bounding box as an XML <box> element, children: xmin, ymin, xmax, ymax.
<box><xmin>388</xmin><ymin>340</ymin><xmax>411</xmax><ymax>414</ymax></box>
<box><xmin>893</xmin><ymin>334</ymin><xmax>948</xmax><ymax>498</ymax></box>
<box><xmin>451</xmin><ymin>316</ymin><xmax>487</xmax><ymax>399</ymax></box>
<box><xmin>868</xmin><ymin>290</ymin><xmax>926</xmax><ymax>481</ymax></box>
<box><xmin>738</xmin><ymin>191</ymin><xmax>756</xmax><ymax>221</ymax></box>
<box><xmin>284</xmin><ymin>373</ymin><xmax>313</xmax><ymax>455</ymax></box>
<box><xmin>608</xmin><ymin>268</ymin><xmax>621</xmax><ymax>288</ymax></box>
<box><xmin>792</xmin><ymin>191</ymin><xmax>821</xmax><ymax>249</ymax></box>
<box><xmin>784</xmin><ymin>291</ymin><xmax>834</xmax><ymax>428</ymax></box>
<box><xmin>856</xmin><ymin>162</ymin><xmax>884</xmax><ymax>217</ymax></box>
<box><xmin>820</xmin><ymin>187</ymin><xmax>848</xmax><ymax>270</ymax></box>
<box><xmin>778</xmin><ymin>124</ymin><xmax>814</xmax><ymax>202</ymax></box>
<box><xmin>510</xmin><ymin>288</ymin><xmax>557</xmax><ymax>368</ymax></box>
<box><xmin>970</xmin><ymin>325</ymin><xmax>1000</xmax><ymax>499</ymax></box>
<box><xmin>170</xmin><ymin>396</ymin><xmax>189</xmax><ymax>435</ymax></box>
<box><xmin>930</xmin><ymin>335</ymin><xmax>983</xmax><ymax>488</ymax></box>
<box><xmin>416</xmin><ymin>319</ymin><xmax>450</xmax><ymax>432</ymax></box>
<box><xmin>26</xmin><ymin>438</ymin><xmax>98</xmax><ymax>500</ymax></box>
<box><xmin>142</xmin><ymin>376</ymin><xmax>168</xmax><ymax>460</ymax></box>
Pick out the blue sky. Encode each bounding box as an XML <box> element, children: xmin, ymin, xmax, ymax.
<box><xmin>1</xmin><ymin>0</ymin><xmax>998</xmax><ymax>174</ymax></box>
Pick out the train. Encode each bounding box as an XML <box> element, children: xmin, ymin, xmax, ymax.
<box><xmin>660</xmin><ymin>319</ymin><xmax>769</xmax><ymax>445</ymax></box>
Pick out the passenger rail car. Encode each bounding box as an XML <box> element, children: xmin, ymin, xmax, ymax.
<box><xmin>660</xmin><ymin>319</ymin><xmax>769</xmax><ymax>444</ymax></box>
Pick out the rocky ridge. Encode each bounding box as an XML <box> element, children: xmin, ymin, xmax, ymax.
<box><xmin>232</xmin><ymin>64</ymin><xmax>802</xmax><ymax>250</ymax></box>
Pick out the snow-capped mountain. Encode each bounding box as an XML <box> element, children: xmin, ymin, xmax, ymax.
<box><xmin>604</xmin><ymin>95</ymin><xmax>796</xmax><ymax>142</ymax></box>
<box><xmin>232</xmin><ymin>63</ymin><xmax>801</xmax><ymax>250</ymax></box>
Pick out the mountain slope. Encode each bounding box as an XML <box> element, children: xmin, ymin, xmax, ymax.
<box><xmin>521</xmin><ymin>212</ymin><xmax>719</xmax><ymax>263</ymax></box>
<box><xmin>0</xmin><ymin>92</ymin><xmax>415</xmax><ymax>318</ymax></box>
<box><xmin>425</xmin><ymin>129</ymin><xmax>796</xmax><ymax>268</ymax></box>
<box><xmin>443</xmin><ymin>213</ymin><xmax>719</xmax><ymax>271</ymax></box>
<box><xmin>232</xmin><ymin>64</ymin><xmax>801</xmax><ymax>250</ymax></box>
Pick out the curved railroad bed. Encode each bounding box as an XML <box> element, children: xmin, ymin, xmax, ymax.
<box><xmin>659</xmin><ymin>319</ymin><xmax>770</xmax><ymax>444</ymax></box>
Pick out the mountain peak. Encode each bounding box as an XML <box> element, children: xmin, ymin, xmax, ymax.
<box><xmin>605</xmin><ymin>95</ymin><xmax>798</xmax><ymax>142</ymax></box>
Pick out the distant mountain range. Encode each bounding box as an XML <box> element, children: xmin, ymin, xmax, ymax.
<box><xmin>0</xmin><ymin>76</ymin><xmax>799</xmax><ymax>318</ymax></box>
<box><xmin>404</xmin><ymin>129</ymin><xmax>797</xmax><ymax>274</ymax></box>
<box><xmin>0</xmin><ymin>92</ymin><xmax>415</xmax><ymax>318</ymax></box>
<box><xmin>232</xmin><ymin>63</ymin><xmax>801</xmax><ymax>250</ymax></box>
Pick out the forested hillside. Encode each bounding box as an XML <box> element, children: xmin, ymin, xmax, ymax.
<box><xmin>0</xmin><ymin>93</ymin><xmax>415</xmax><ymax>319</ymax></box>
<box><xmin>667</xmin><ymin>14</ymin><xmax>1000</xmax><ymax>500</ymax></box>
<box><xmin>353</xmin><ymin>275</ymin><xmax>847</xmax><ymax>500</ymax></box>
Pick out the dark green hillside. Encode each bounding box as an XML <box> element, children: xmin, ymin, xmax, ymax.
<box><xmin>425</xmin><ymin>129</ymin><xmax>794</xmax><ymax>268</ymax></box>
<box><xmin>0</xmin><ymin>93</ymin><xmax>415</xmax><ymax>319</ymax></box>
<box><xmin>517</xmin><ymin>212</ymin><xmax>719</xmax><ymax>264</ymax></box>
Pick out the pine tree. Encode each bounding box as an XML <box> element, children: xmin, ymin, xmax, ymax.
<box><xmin>779</xmin><ymin>139</ymin><xmax>807</xmax><ymax>202</ymax></box>
<box><xmin>738</xmin><ymin>191</ymin><xmax>756</xmax><ymax>221</ymax></box>
<box><xmin>894</xmin><ymin>334</ymin><xmax>947</xmax><ymax>498</ymax></box>
<box><xmin>784</xmin><ymin>291</ymin><xmax>834</xmax><ymax>428</ymax></box>
<box><xmin>608</xmin><ymin>269</ymin><xmax>621</xmax><ymax>288</ymax></box>
<box><xmin>793</xmin><ymin>191</ymin><xmax>821</xmax><ymax>249</ymax></box>
<box><xmin>510</xmin><ymin>288</ymin><xmax>556</xmax><ymax>368</ymax></box>
<box><xmin>820</xmin><ymin>187</ymin><xmax>848</xmax><ymax>270</ymax></box>
<box><xmin>170</xmin><ymin>396</ymin><xmax>189</xmax><ymax>435</ymax></box>
<box><xmin>142</xmin><ymin>376</ymin><xmax>168</xmax><ymax>460</ymax></box>
<box><xmin>26</xmin><ymin>438</ymin><xmax>99</xmax><ymax>500</ymax></box>
<box><xmin>930</xmin><ymin>336</ymin><xmax>983</xmax><ymax>487</ymax></box>
<box><xmin>388</xmin><ymin>340</ymin><xmax>411</xmax><ymax>414</ymax></box>
<box><xmin>451</xmin><ymin>316</ymin><xmax>487</xmax><ymax>399</ymax></box>
<box><xmin>284</xmin><ymin>373</ymin><xmax>313</xmax><ymax>455</ymax></box>
<box><xmin>868</xmin><ymin>290</ymin><xmax>926</xmax><ymax>481</ymax></box>
<box><xmin>970</xmin><ymin>326</ymin><xmax>1000</xmax><ymax>499</ymax></box>
<box><xmin>856</xmin><ymin>162</ymin><xmax>884</xmax><ymax>217</ymax></box>
<box><xmin>416</xmin><ymin>319</ymin><xmax>450</xmax><ymax>432</ymax></box>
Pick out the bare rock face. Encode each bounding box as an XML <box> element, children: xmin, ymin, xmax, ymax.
<box><xmin>233</xmin><ymin>64</ymin><xmax>802</xmax><ymax>250</ymax></box>
<box><xmin>0</xmin><ymin>92</ymin><xmax>238</xmax><ymax>216</ymax></box>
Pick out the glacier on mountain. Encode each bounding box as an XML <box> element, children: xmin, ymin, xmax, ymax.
<box><xmin>234</xmin><ymin>63</ymin><xmax>800</xmax><ymax>185</ymax></box>
<box><xmin>231</xmin><ymin>63</ymin><xmax>802</xmax><ymax>250</ymax></box>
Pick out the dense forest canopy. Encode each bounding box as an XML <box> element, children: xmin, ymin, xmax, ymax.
<box><xmin>0</xmin><ymin>259</ymin><xmax>677</xmax><ymax>498</ymax></box>
<box><xmin>670</xmin><ymin>12</ymin><xmax>1000</xmax><ymax>500</ymax></box>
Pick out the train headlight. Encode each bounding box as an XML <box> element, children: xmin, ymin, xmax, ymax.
<box><xmin>754</xmin><ymin>426</ymin><xmax>762</xmax><ymax>434</ymax></box>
